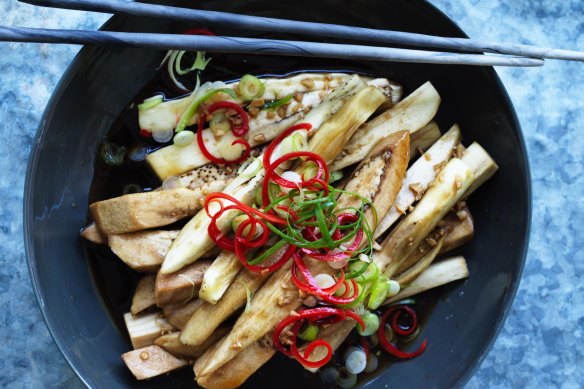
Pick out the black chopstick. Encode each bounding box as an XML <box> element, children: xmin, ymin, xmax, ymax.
<box><xmin>19</xmin><ymin>0</ymin><xmax>584</xmax><ymax>62</ymax></box>
<box><xmin>0</xmin><ymin>26</ymin><xmax>544</xmax><ymax>67</ymax></box>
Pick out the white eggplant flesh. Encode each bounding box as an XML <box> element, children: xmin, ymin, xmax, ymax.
<box><xmin>331</xmin><ymin>81</ymin><xmax>441</xmax><ymax>171</ymax></box>
<box><xmin>374</xmin><ymin>124</ymin><xmax>461</xmax><ymax>238</ymax></box>
<box><xmin>386</xmin><ymin>256</ymin><xmax>469</xmax><ymax>304</ymax></box>
<box><xmin>122</xmin><ymin>345</ymin><xmax>188</xmax><ymax>380</ymax></box>
<box><xmin>461</xmin><ymin>142</ymin><xmax>499</xmax><ymax>196</ymax></box>
<box><xmin>198</xmin><ymin>251</ymin><xmax>242</xmax><ymax>304</ymax></box>
<box><xmin>123</xmin><ymin>311</ymin><xmax>175</xmax><ymax>350</ymax></box>
<box><xmin>374</xmin><ymin>158</ymin><xmax>474</xmax><ymax>278</ymax></box>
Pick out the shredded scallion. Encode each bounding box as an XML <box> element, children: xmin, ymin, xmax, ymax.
<box><xmin>260</xmin><ymin>94</ymin><xmax>292</xmax><ymax>110</ymax></box>
<box><xmin>175</xmin><ymin>51</ymin><xmax>211</xmax><ymax>76</ymax></box>
<box><xmin>138</xmin><ymin>95</ymin><xmax>164</xmax><ymax>111</ymax></box>
<box><xmin>237</xmin><ymin>74</ymin><xmax>265</xmax><ymax>100</ymax></box>
<box><xmin>162</xmin><ymin>50</ymin><xmax>212</xmax><ymax>91</ymax></box>
<box><xmin>176</xmin><ymin>84</ymin><xmax>237</xmax><ymax>132</ymax></box>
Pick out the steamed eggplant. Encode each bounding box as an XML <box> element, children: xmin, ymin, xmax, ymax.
<box><xmin>85</xmin><ymin>64</ymin><xmax>498</xmax><ymax>389</ymax></box>
<box><xmin>194</xmin><ymin>131</ymin><xmax>409</xmax><ymax>378</ymax></box>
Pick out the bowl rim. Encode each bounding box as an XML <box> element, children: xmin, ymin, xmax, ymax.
<box><xmin>24</xmin><ymin>1</ymin><xmax>531</xmax><ymax>388</ymax></box>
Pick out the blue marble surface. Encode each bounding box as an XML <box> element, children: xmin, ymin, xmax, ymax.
<box><xmin>0</xmin><ymin>0</ymin><xmax>582</xmax><ymax>388</ymax></box>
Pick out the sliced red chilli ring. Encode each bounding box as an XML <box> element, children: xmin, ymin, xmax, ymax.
<box><xmin>262</xmin><ymin>123</ymin><xmax>312</xmax><ymax>171</ymax></box>
<box><xmin>290</xmin><ymin>253</ymin><xmax>359</xmax><ymax>305</ymax></box>
<box><xmin>196</xmin><ymin>114</ymin><xmax>252</xmax><ymax>164</ymax></box>
<box><xmin>378</xmin><ymin>305</ymin><xmax>427</xmax><ymax>359</ymax></box>
<box><xmin>207</xmin><ymin>101</ymin><xmax>250</xmax><ymax>137</ymax></box>
<box><xmin>273</xmin><ymin>307</ymin><xmax>365</xmax><ymax>369</ymax></box>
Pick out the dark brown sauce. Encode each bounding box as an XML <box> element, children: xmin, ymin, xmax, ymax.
<box><xmin>85</xmin><ymin>53</ymin><xmax>442</xmax><ymax>388</ymax></box>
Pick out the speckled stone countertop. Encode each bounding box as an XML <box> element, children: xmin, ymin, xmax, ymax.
<box><xmin>0</xmin><ymin>0</ymin><xmax>582</xmax><ymax>388</ymax></box>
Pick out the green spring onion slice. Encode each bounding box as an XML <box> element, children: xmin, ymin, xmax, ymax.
<box><xmin>260</xmin><ymin>94</ymin><xmax>292</xmax><ymax>110</ymax></box>
<box><xmin>237</xmin><ymin>74</ymin><xmax>265</xmax><ymax>100</ymax></box>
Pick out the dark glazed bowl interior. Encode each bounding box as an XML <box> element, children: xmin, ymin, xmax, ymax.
<box><xmin>24</xmin><ymin>0</ymin><xmax>530</xmax><ymax>388</ymax></box>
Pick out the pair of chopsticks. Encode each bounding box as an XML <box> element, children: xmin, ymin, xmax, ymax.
<box><xmin>2</xmin><ymin>0</ymin><xmax>583</xmax><ymax>67</ymax></box>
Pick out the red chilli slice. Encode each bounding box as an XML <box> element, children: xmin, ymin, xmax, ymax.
<box><xmin>197</xmin><ymin>115</ymin><xmax>251</xmax><ymax>165</ymax></box>
<box><xmin>262</xmin><ymin>123</ymin><xmax>312</xmax><ymax>170</ymax></box>
<box><xmin>262</xmin><ymin>151</ymin><xmax>329</xmax><ymax>207</ymax></box>
<box><xmin>273</xmin><ymin>307</ymin><xmax>365</xmax><ymax>369</ymax></box>
<box><xmin>377</xmin><ymin>305</ymin><xmax>427</xmax><ymax>359</ymax></box>
<box><xmin>205</xmin><ymin>193</ymin><xmax>286</xmax><ymax>225</ymax></box>
<box><xmin>291</xmin><ymin>253</ymin><xmax>359</xmax><ymax>305</ymax></box>
<box><xmin>207</xmin><ymin>101</ymin><xmax>250</xmax><ymax>137</ymax></box>
<box><xmin>183</xmin><ymin>27</ymin><xmax>215</xmax><ymax>36</ymax></box>
<box><xmin>196</xmin><ymin>102</ymin><xmax>251</xmax><ymax>165</ymax></box>
<box><xmin>204</xmin><ymin>193</ymin><xmax>294</xmax><ymax>273</ymax></box>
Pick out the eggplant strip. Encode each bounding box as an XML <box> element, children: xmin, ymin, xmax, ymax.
<box><xmin>307</xmin><ymin>85</ymin><xmax>387</xmax><ymax>164</ymax></box>
<box><xmin>80</xmin><ymin>222</ymin><xmax>106</xmax><ymax>244</ymax></box>
<box><xmin>122</xmin><ymin>345</ymin><xmax>188</xmax><ymax>380</ymax></box>
<box><xmin>155</xmin><ymin>260</ymin><xmax>211</xmax><ymax>307</ymax></box>
<box><xmin>110</xmin><ymin>230</ymin><xmax>179</xmax><ymax>272</ymax></box>
<box><xmin>395</xmin><ymin>205</ymin><xmax>474</xmax><ymax>274</ymax></box>
<box><xmin>161</xmin><ymin>76</ymin><xmax>380</xmax><ymax>275</ymax></box>
<box><xmin>409</xmin><ymin>121</ymin><xmax>441</xmax><ymax>160</ymax></box>
<box><xmin>387</xmin><ymin>256</ymin><xmax>469</xmax><ymax>304</ymax></box>
<box><xmin>162</xmin><ymin>299</ymin><xmax>205</xmax><ymax>330</ymax></box>
<box><xmin>194</xmin><ymin>131</ymin><xmax>409</xmax><ymax>378</ymax></box>
<box><xmin>374</xmin><ymin>124</ymin><xmax>461</xmax><ymax>239</ymax></box>
<box><xmin>81</xmin><ymin>162</ymin><xmax>243</xmax><ymax>242</ymax></box>
<box><xmin>195</xmin><ymin>334</ymin><xmax>275</xmax><ymax>389</ymax></box>
<box><xmin>123</xmin><ymin>311</ymin><xmax>175</xmax><ymax>350</ymax></box>
<box><xmin>331</xmin><ymin>81</ymin><xmax>441</xmax><ymax>172</ymax></box>
<box><xmin>155</xmin><ymin>327</ymin><xmax>230</xmax><ymax>359</ymax></box>
<box><xmin>108</xmin><ymin>230</ymin><xmax>221</xmax><ymax>273</ymax></box>
<box><xmin>441</xmin><ymin>206</ymin><xmax>475</xmax><ymax>253</ymax></box>
<box><xmin>377</xmin><ymin>158</ymin><xmax>474</xmax><ymax>278</ymax></box>
<box><xmin>131</xmin><ymin>275</ymin><xmax>157</xmax><ymax>315</ymax></box>
<box><xmin>198</xmin><ymin>251</ymin><xmax>245</xmax><ymax>304</ymax></box>
<box><xmin>90</xmin><ymin>181</ymin><xmax>228</xmax><ymax>235</ymax></box>
<box><xmin>394</xmin><ymin>235</ymin><xmax>446</xmax><ymax>285</ymax></box>
<box><xmin>460</xmin><ymin>142</ymin><xmax>499</xmax><ymax>196</ymax></box>
<box><xmin>181</xmin><ymin>269</ymin><xmax>268</xmax><ymax>346</ymax></box>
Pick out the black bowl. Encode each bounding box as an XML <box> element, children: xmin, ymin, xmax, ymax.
<box><xmin>24</xmin><ymin>0</ymin><xmax>530</xmax><ymax>388</ymax></box>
